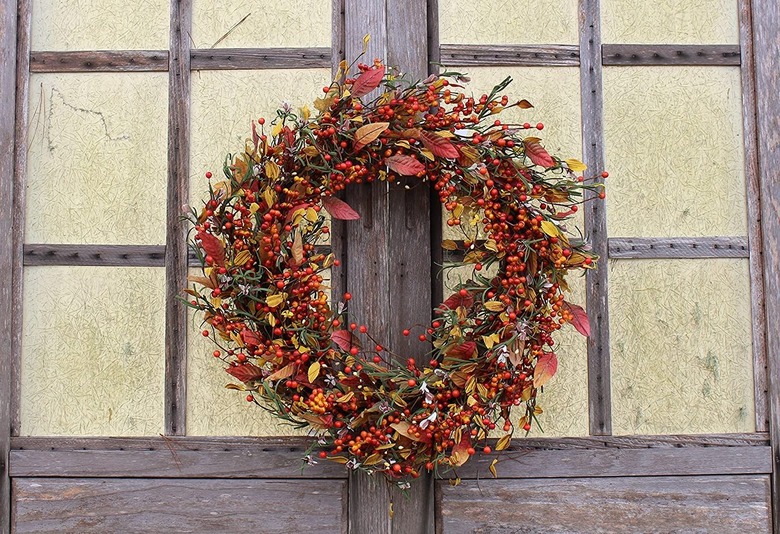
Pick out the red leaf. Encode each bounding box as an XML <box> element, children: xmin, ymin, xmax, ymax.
<box><xmin>268</xmin><ymin>363</ymin><xmax>298</xmax><ymax>381</ymax></box>
<box><xmin>241</xmin><ymin>329</ymin><xmax>262</xmax><ymax>347</ymax></box>
<box><xmin>533</xmin><ymin>352</ymin><xmax>558</xmax><ymax>387</ymax></box>
<box><xmin>420</xmin><ymin>131</ymin><xmax>460</xmax><ymax>159</ymax></box>
<box><xmin>563</xmin><ymin>302</ymin><xmax>591</xmax><ymax>337</ymax></box>
<box><xmin>331</xmin><ymin>330</ymin><xmax>362</xmax><ymax>352</ymax></box>
<box><xmin>226</xmin><ymin>363</ymin><xmax>264</xmax><ymax>383</ymax></box>
<box><xmin>450</xmin><ymin>432</ymin><xmax>472</xmax><ymax>466</ymax></box>
<box><xmin>523</xmin><ymin>139</ymin><xmax>555</xmax><ymax>168</ymax></box>
<box><xmin>441</xmin><ymin>291</ymin><xmax>474</xmax><ymax>311</ymax></box>
<box><xmin>351</xmin><ymin>66</ymin><xmax>386</xmax><ymax>97</ymax></box>
<box><xmin>322</xmin><ymin>196</ymin><xmax>360</xmax><ymax>220</ymax></box>
<box><xmin>197</xmin><ymin>231</ymin><xmax>225</xmax><ymax>266</ymax></box>
<box><xmin>386</xmin><ymin>154</ymin><xmax>426</xmax><ymax>176</ymax></box>
<box><xmin>446</xmin><ymin>341</ymin><xmax>477</xmax><ymax>359</ymax></box>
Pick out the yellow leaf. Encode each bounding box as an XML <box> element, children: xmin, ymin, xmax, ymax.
<box><xmin>483</xmin><ymin>300</ymin><xmax>505</xmax><ymax>312</ymax></box>
<box><xmin>495</xmin><ymin>434</ymin><xmax>512</xmax><ymax>451</ymax></box>
<box><xmin>482</xmin><ymin>334</ymin><xmax>496</xmax><ymax>350</ymax></box>
<box><xmin>362</xmin><ymin>33</ymin><xmax>371</xmax><ymax>53</ymax></box>
<box><xmin>266</xmin><ymin>312</ymin><xmax>277</xmax><ymax>328</ymax></box>
<box><xmin>420</xmin><ymin>148</ymin><xmax>435</xmax><ymax>161</ymax></box>
<box><xmin>249</xmin><ymin>202</ymin><xmax>260</xmax><ymax>214</ymax></box>
<box><xmin>484</xmin><ymin>239</ymin><xmax>498</xmax><ymax>252</ymax></box>
<box><xmin>300</xmin><ymin>104</ymin><xmax>311</xmax><ymax>121</ymax></box>
<box><xmin>441</xmin><ymin>239</ymin><xmax>458</xmax><ymax>251</ymax></box>
<box><xmin>265</xmin><ymin>160</ymin><xmax>281</xmax><ymax>180</ymax></box>
<box><xmin>395</xmin><ymin>140</ymin><xmax>411</xmax><ymax>149</ymax></box>
<box><xmin>308</xmin><ymin>362</ymin><xmax>321</xmax><ymax>383</ymax></box>
<box><xmin>335</xmin><ymin>391</ymin><xmax>354</xmax><ymax>403</ymax></box>
<box><xmin>233</xmin><ymin>249</ymin><xmax>252</xmax><ymax>266</ymax></box>
<box><xmin>262</xmin><ymin>188</ymin><xmax>276</xmax><ymax>208</ymax></box>
<box><xmin>327</xmin><ymin>456</ymin><xmax>350</xmax><ymax>464</ymax></box>
<box><xmin>540</xmin><ymin>220</ymin><xmax>560</xmax><ymax>237</ymax></box>
<box><xmin>489</xmin><ymin>458</ymin><xmax>499</xmax><ymax>478</ymax></box>
<box><xmin>271</xmin><ymin>122</ymin><xmax>283</xmax><ymax>137</ymax></box>
<box><xmin>353</xmin><ymin>122</ymin><xmax>389</xmax><ymax>149</ymax></box>
<box><xmin>305</xmin><ymin>207</ymin><xmax>319</xmax><ymax>223</ymax></box>
<box><xmin>363</xmin><ymin>453</ymin><xmax>383</xmax><ymax>466</ymax></box>
<box><xmin>266</xmin><ymin>292</ymin><xmax>287</xmax><ymax>308</ymax></box>
<box><xmin>565</xmin><ymin>158</ymin><xmax>587</xmax><ymax>172</ymax></box>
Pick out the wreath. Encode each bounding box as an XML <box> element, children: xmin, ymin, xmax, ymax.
<box><xmin>186</xmin><ymin>57</ymin><xmax>603</xmax><ymax>484</ymax></box>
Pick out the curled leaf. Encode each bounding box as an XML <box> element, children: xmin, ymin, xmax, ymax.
<box><xmin>322</xmin><ymin>196</ymin><xmax>360</xmax><ymax>220</ymax></box>
<box><xmin>495</xmin><ymin>434</ymin><xmax>512</xmax><ymax>451</ymax></box>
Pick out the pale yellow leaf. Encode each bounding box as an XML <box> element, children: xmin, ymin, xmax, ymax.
<box><xmin>308</xmin><ymin>361</ymin><xmax>321</xmax><ymax>383</ymax></box>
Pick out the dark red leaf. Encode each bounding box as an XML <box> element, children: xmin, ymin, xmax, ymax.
<box><xmin>563</xmin><ymin>302</ymin><xmax>591</xmax><ymax>337</ymax></box>
<box><xmin>322</xmin><ymin>196</ymin><xmax>361</xmax><ymax>220</ymax></box>
<box><xmin>351</xmin><ymin>66</ymin><xmax>386</xmax><ymax>97</ymax></box>
<box><xmin>420</xmin><ymin>131</ymin><xmax>460</xmax><ymax>159</ymax></box>
<box><xmin>447</xmin><ymin>341</ymin><xmax>477</xmax><ymax>359</ymax></box>
<box><xmin>197</xmin><ymin>231</ymin><xmax>225</xmax><ymax>266</ymax></box>
<box><xmin>385</xmin><ymin>154</ymin><xmax>425</xmax><ymax>176</ymax></box>
<box><xmin>225</xmin><ymin>363</ymin><xmax>264</xmax><ymax>383</ymax></box>
<box><xmin>331</xmin><ymin>330</ymin><xmax>362</xmax><ymax>352</ymax></box>
<box><xmin>523</xmin><ymin>139</ymin><xmax>555</xmax><ymax>168</ymax></box>
<box><xmin>441</xmin><ymin>291</ymin><xmax>474</xmax><ymax>310</ymax></box>
<box><xmin>241</xmin><ymin>329</ymin><xmax>262</xmax><ymax>347</ymax></box>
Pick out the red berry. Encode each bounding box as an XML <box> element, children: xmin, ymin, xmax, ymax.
<box><xmin>403</xmin><ymin>329</ymin><xmax>411</xmax><ymax>336</ymax></box>
<box><xmin>246</xmin><ymin>395</ymin><xmax>253</xmax><ymax>402</ymax></box>
<box><xmin>258</xmin><ymin>117</ymin><xmax>265</xmax><ymax>125</ymax></box>
<box><xmin>205</xmin><ymin>171</ymin><xmax>212</xmax><ymax>179</ymax></box>
<box><xmin>201</xmin><ymin>330</ymin><xmax>209</xmax><ymax>337</ymax></box>
<box><xmin>418</xmin><ymin>334</ymin><xmax>427</xmax><ymax>342</ymax></box>
<box><xmin>536</xmin><ymin>122</ymin><xmax>544</xmax><ymax>130</ymax></box>
<box><xmin>407</xmin><ymin>379</ymin><xmax>417</xmax><ymax>387</ymax></box>
<box><xmin>483</xmin><ymin>446</ymin><xmax>491</xmax><ymax>454</ymax></box>
<box><xmin>319</xmin><ymin>451</ymin><xmax>328</xmax><ymax>458</ymax></box>
<box><xmin>601</xmin><ymin>171</ymin><xmax>609</xmax><ymax>178</ymax></box>
<box><xmin>344</xmin><ymin>292</ymin><xmax>352</xmax><ymax>301</ymax></box>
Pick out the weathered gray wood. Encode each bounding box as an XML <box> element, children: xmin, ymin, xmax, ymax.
<box><xmin>439</xmin><ymin>44</ymin><xmax>579</xmax><ymax>66</ymax></box>
<box><xmin>23</xmin><ymin>244</ymin><xmax>166</xmax><ymax>266</ymax></box>
<box><xmin>739</xmin><ymin>0</ymin><xmax>769</xmax><ymax>435</ymax></box>
<box><xmin>580</xmin><ymin>0</ymin><xmax>611</xmax><ymax>436</ymax></box>
<box><xmin>1</xmin><ymin>0</ymin><xmax>18</xmax><ymax>531</ymax></box>
<box><xmin>165</xmin><ymin>0</ymin><xmax>191</xmax><ymax>436</ymax></box>
<box><xmin>29</xmin><ymin>50</ymin><xmax>169</xmax><ymax>72</ymax></box>
<box><xmin>751</xmin><ymin>0</ymin><xmax>780</xmax><ymax>531</ymax></box>
<box><xmin>454</xmin><ymin>445</ymin><xmax>772</xmax><ymax>479</ymax></box>
<box><xmin>438</xmin><ymin>475</ymin><xmax>772</xmax><ymax>533</ymax></box>
<box><xmin>12</xmin><ymin>478</ymin><xmax>347</xmax><ymax>533</ymax></box>
<box><xmin>345</xmin><ymin>2</ymin><xmax>434</xmax><ymax>533</ymax></box>
<box><xmin>329</xmin><ymin>0</ymin><xmax>347</xmax><ymax>303</ymax></box>
<box><xmin>602</xmin><ymin>44</ymin><xmax>741</xmax><ymax>66</ymax></box>
<box><xmin>10</xmin><ymin>0</ymin><xmax>30</xmax><ymax>441</ymax></box>
<box><xmin>10</xmin><ymin>436</ymin><xmax>347</xmax><ymax>478</ymax></box>
<box><xmin>608</xmin><ymin>236</ymin><xmax>749</xmax><ymax>259</ymax></box>
<box><xmin>190</xmin><ymin>47</ymin><xmax>331</xmax><ymax>70</ymax></box>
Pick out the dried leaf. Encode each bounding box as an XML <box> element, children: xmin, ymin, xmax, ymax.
<box><xmin>483</xmin><ymin>300</ymin><xmax>505</xmax><ymax>312</ymax></box>
<box><xmin>233</xmin><ymin>249</ymin><xmax>252</xmax><ymax>267</ymax></box>
<box><xmin>351</xmin><ymin>66</ymin><xmax>385</xmax><ymax>97</ymax></box>
<box><xmin>225</xmin><ymin>363</ymin><xmax>264</xmax><ymax>383</ymax></box>
<box><xmin>540</xmin><ymin>220</ymin><xmax>560</xmax><ymax>237</ymax></box>
<box><xmin>331</xmin><ymin>330</ymin><xmax>362</xmax><ymax>352</ymax></box>
<box><xmin>291</xmin><ymin>232</ymin><xmax>304</xmax><ymax>265</ymax></box>
<box><xmin>187</xmin><ymin>274</ymin><xmax>216</xmax><ymax>289</ymax></box>
<box><xmin>447</xmin><ymin>341</ymin><xmax>477</xmax><ymax>359</ymax></box>
<box><xmin>450</xmin><ymin>433</ymin><xmax>472</xmax><ymax>467</ymax></box>
<box><xmin>197</xmin><ymin>231</ymin><xmax>225</xmax><ymax>266</ymax></box>
<box><xmin>565</xmin><ymin>158</ymin><xmax>587</xmax><ymax>172</ymax></box>
<box><xmin>509</xmin><ymin>339</ymin><xmax>525</xmax><ymax>367</ymax></box>
<box><xmin>441</xmin><ymin>239</ymin><xmax>458</xmax><ymax>251</ymax></box>
<box><xmin>420</xmin><ymin>130</ymin><xmax>460</xmax><ymax>159</ymax></box>
<box><xmin>386</xmin><ymin>154</ymin><xmax>425</xmax><ymax>176</ymax></box>
<box><xmin>517</xmin><ymin>99</ymin><xmax>534</xmax><ymax>109</ymax></box>
<box><xmin>495</xmin><ymin>433</ymin><xmax>512</xmax><ymax>451</ymax></box>
<box><xmin>268</xmin><ymin>363</ymin><xmax>297</xmax><ymax>381</ymax></box>
<box><xmin>266</xmin><ymin>292</ymin><xmax>287</xmax><ymax>308</ymax></box>
<box><xmin>353</xmin><ymin>122</ymin><xmax>389</xmax><ymax>150</ymax></box>
<box><xmin>489</xmin><ymin>458</ymin><xmax>499</xmax><ymax>478</ymax></box>
<box><xmin>308</xmin><ymin>361</ymin><xmax>321</xmax><ymax>383</ymax></box>
<box><xmin>265</xmin><ymin>160</ymin><xmax>281</xmax><ymax>179</ymax></box>
<box><xmin>441</xmin><ymin>291</ymin><xmax>474</xmax><ymax>311</ymax></box>
<box><xmin>322</xmin><ymin>196</ymin><xmax>361</xmax><ymax>220</ymax></box>
<box><xmin>335</xmin><ymin>391</ymin><xmax>355</xmax><ymax>403</ymax></box>
<box><xmin>523</xmin><ymin>139</ymin><xmax>555</xmax><ymax>168</ymax></box>
<box><xmin>533</xmin><ymin>352</ymin><xmax>558</xmax><ymax>387</ymax></box>
<box><xmin>564</xmin><ymin>301</ymin><xmax>591</xmax><ymax>337</ymax></box>
<box><xmin>241</xmin><ymin>329</ymin><xmax>262</xmax><ymax>347</ymax></box>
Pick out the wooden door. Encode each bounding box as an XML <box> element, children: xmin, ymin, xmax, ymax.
<box><xmin>2</xmin><ymin>0</ymin><xmax>779</xmax><ymax>533</ymax></box>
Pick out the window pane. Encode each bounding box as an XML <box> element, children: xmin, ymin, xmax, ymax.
<box><xmin>31</xmin><ymin>0</ymin><xmax>169</xmax><ymax>51</ymax></box>
<box><xmin>20</xmin><ymin>267</ymin><xmax>166</xmax><ymax>436</ymax></box>
<box><xmin>602</xmin><ymin>0</ymin><xmax>739</xmax><ymax>44</ymax></box>
<box><xmin>603</xmin><ymin>67</ymin><xmax>746</xmax><ymax>238</ymax></box>
<box><xmin>610</xmin><ymin>259</ymin><xmax>754</xmax><ymax>435</ymax></box>
<box><xmin>192</xmin><ymin>1</ymin><xmax>331</xmax><ymax>49</ymax></box>
<box><xmin>439</xmin><ymin>0</ymin><xmax>579</xmax><ymax>45</ymax></box>
<box><xmin>26</xmin><ymin>73</ymin><xmax>168</xmax><ymax>245</ymax></box>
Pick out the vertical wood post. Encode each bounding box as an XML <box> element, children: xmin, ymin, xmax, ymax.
<box><xmin>165</xmin><ymin>0</ymin><xmax>191</xmax><ymax>436</ymax></box>
<box><xmin>579</xmin><ymin>0</ymin><xmax>612</xmax><ymax>436</ymax></box>
<box><xmin>750</xmin><ymin>0</ymin><xmax>780</xmax><ymax>530</ymax></box>
<box><xmin>0</xmin><ymin>1</ymin><xmax>17</xmax><ymax>530</ymax></box>
<box><xmin>344</xmin><ymin>1</ymin><xmax>434</xmax><ymax>533</ymax></box>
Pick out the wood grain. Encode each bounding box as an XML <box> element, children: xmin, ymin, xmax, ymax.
<box><xmin>23</xmin><ymin>244</ymin><xmax>166</xmax><ymax>266</ymax></box>
<box><xmin>329</xmin><ymin>0</ymin><xmax>347</xmax><ymax>302</ymax></box>
<box><xmin>602</xmin><ymin>44</ymin><xmax>741</xmax><ymax>66</ymax></box>
<box><xmin>190</xmin><ymin>47</ymin><xmax>331</xmax><ymax>70</ymax></box>
<box><xmin>165</xmin><ymin>0</ymin><xmax>191</xmax><ymax>437</ymax></box>
<box><xmin>739</xmin><ymin>0</ymin><xmax>769</xmax><ymax>434</ymax></box>
<box><xmin>1</xmin><ymin>0</ymin><xmax>18</xmax><ymax>531</ymax></box>
<box><xmin>579</xmin><ymin>0</ymin><xmax>611</xmax><ymax>436</ymax></box>
<box><xmin>29</xmin><ymin>50</ymin><xmax>169</xmax><ymax>72</ymax></box>
<box><xmin>12</xmin><ymin>478</ymin><xmax>347</xmax><ymax>534</ymax></box>
<box><xmin>751</xmin><ymin>0</ymin><xmax>780</xmax><ymax>531</ymax></box>
<box><xmin>439</xmin><ymin>44</ymin><xmax>579</xmax><ymax>66</ymax></box>
<box><xmin>438</xmin><ymin>475</ymin><xmax>772</xmax><ymax>533</ymax></box>
<box><xmin>608</xmin><ymin>236</ymin><xmax>749</xmax><ymax>259</ymax></box>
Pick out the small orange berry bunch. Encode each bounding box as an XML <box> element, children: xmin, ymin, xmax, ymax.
<box><xmin>186</xmin><ymin>58</ymin><xmax>602</xmax><ymax>484</ymax></box>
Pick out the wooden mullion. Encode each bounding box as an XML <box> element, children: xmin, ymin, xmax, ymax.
<box><xmin>329</xmin><ymin>0</ymin><xmax>347</xmax><ymax>305</ymax></box>
<box><xmin>602</xmin><ymin>44</ymin><xmax>741</xmax><ymax>66</ymax></box>
<box><xmin>23</xmin><ymin>244</ymin><xmax>166</xmax><ymax>266</ymax></box>
<box><xmin>750</xmin><ymin>0</ymin><xmax>780</xmax><ymax>531</ymax></box>
<box><xmin>739</xmin><ymin>0</ymin><xmax>769</xmax><ymax>435</ymax></box>
<box><xmin>608</xmin><ymin>236</ymin><xmax>750</xmax><ymax>259</ymax></box>
<box><xmin>30</xmin><ymin>50</ymin><xmax>169</xmax><ymax>72</ymax></box>
<box><xmin>1</xmin><ymin>0</ymin><xmax>18</xmax><ymax>529</ymax></box>
<box><xmin>439</xmin><ymin>43</ymin><xmax>579</xmax><ymax>66</ymax></box>
<box><xmin>580</xmin><ymin>0</ymin><xmax>611</xmax><ymax>436</ymax></box>
<box><xmin>190</xmin><ymin>47</ymin><xmax>331</xmax><ymax>70</ymax></box>
<box><xmin>164</xmin><ymin>0</ymin><xmax>191</xmax><ymax>437</ymax></box>
<box><xmin>428</xmin><ymin>0</ymin><xmax>444</xmax><ymax>310</ymax></box>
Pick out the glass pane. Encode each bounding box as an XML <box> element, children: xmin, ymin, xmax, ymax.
<box><xmin>439</xmin><ymin>0</ymin><xmax>579</xmax><ymax>45</ymax></box>
<box><xmin>20</xmin><ymin>266</ymin><xmax>166</xmax><ymax>436</ymax></box>
<box><xmin>610</xmin><ymin>259</ymin><xmax>754</xmax><ymax>435</ymax></box>
<box><xmin>441</xmin><ymin>265</ymin><xmax>589</xmax><ymax>437</ymax></box>
<box><xmin>603</xmin><ymin>67</ymin><xmax>746</xmax><ymax>238</ymax></box>
<box><xmin>602</xmin><ymin>0</ymin><xmax>739</xmax><ymax>44</ymax></box>
<box><xmin>185</xmin><ymin>269</ymin><xmax>331</xmax><ymax>436</ymax></box>
<box><xmin>26</xmin><ymin>73</ymin><xmax>168</xmax><ymax>245</ymax></box>
<box><xmin>191</xmin><ymin>1</ymin><xmax>331</xmax><ymax>49</ymax></box>
<box><xmin>32</xmin><ymin>0</ymin><xmax>169</xmax><ymax>51</ymax></box>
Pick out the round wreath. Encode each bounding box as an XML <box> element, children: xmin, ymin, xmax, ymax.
<box><xmin>186</xmin><ymin>59</ymin><xmax>603</xmax><ymax>483</ymax></box>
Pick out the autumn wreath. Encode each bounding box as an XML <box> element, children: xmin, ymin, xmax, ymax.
<box><xmin>186</xmin><ymin>57</ymin><xmax>602</xmax><ymax>484</ymax></box>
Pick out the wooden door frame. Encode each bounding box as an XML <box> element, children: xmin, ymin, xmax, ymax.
<box><xmin>2</xmin><ymin>0</ymin><xmax>779</xmax><ymax>532</ymax></box>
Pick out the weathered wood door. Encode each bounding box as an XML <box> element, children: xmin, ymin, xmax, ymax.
<box><xmin>2</xmin><ymin>0</ymin><xmax>779</xmax><ymax>533</ymax></box>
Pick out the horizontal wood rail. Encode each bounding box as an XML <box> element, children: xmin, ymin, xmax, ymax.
<box><xmin>30</xmin><ymin>50</ymin><xmax>169</xmax><ymax>72</ymax></box>
<box><xmin>9</xmin><ymin>433</ymin><xmax>769</xmax><ymax>480</ymax></box>
<box><xmin>602</xmin><ymin>44</ymin><xmax>741</xmax><ymax>66</ymax></box>
<box><xmin>439</xmin><ymin>44</ymin><xmax>579</xmax><ymax>66</ymax></box>
<box><xmin>190</xmin><ymin>47</ymin><xmax>331</xmax><ymax>70</ymax></box>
